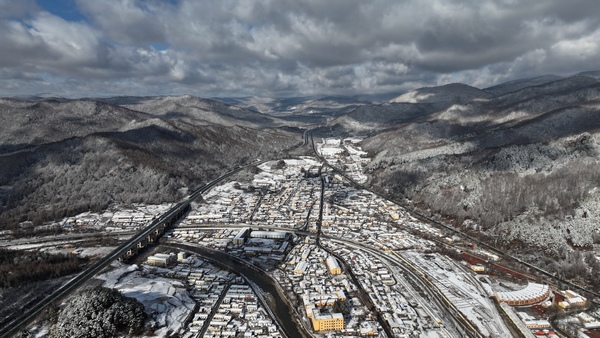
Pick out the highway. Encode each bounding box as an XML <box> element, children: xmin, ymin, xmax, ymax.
<box><xmin>0</xmin><ymin>164</ymin><xmax>246</xmax><ymax>338</ymax></box>
<box><xmin>302</xmin><ymin>129</ymin><xmax>310</xmax><ymax>146</ymax></box>
<box><xmin>0</xmin><ymin>131</ymin><xmax>306</xmax><ymax>336</ymax></box>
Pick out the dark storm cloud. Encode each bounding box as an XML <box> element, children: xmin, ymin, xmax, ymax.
<box><xmin>0</xmin><ymin>0</ymin><xmax>599</xmax><ymax>98</ymax></box>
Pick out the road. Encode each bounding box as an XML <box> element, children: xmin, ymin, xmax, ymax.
<box><xmin>197</xmin><ymin>283</ymin><xmax>231</xmax><ymax>338</ymax></box>
<box><xmin>312</xmin><ymin>164</ymin><xmax>396</xmax><ymax>337</ymax></box>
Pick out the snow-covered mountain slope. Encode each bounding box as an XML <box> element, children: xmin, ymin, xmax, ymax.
<box><xmin>484</xmin><ymin>75</ymin><xmax>563</xmax><ymax>95</ymax></box>
<box><xmin>115</xmin><ymin>95</ymin><xmax>280</xmax><ymax>127</ymax></box>
<box><xmin>390</xmin><ymin>83</ymin><xmax>493</xmax><ymax>104</ymax></box>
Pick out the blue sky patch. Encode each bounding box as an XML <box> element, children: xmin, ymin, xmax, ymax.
<box><xmin>37</xmin><ymin>0</ymin><xmax>86</xmax><ymax>22</ymax></box>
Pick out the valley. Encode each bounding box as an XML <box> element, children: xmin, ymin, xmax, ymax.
<box><xmin>2</xmin><ymin>71</ymin><xmax>600</xmax><ymax>337</ymax></box>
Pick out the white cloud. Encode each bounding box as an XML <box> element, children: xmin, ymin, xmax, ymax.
<box><xmin>0</xmin><ymin>0</ymin><xmax>600</xmax><ymax>97</ymax></box>
<box><xmin>29</xmin><ymin>13</ymin><xmax>100</xmax><ymax>65</ymax></box>
<box><xmin>551</xmin><ymin>29</ymin><xmax>600</xmax><ymax>60</ymax></box>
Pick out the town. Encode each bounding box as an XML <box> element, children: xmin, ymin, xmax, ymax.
<box><xmin>18</xmin><ymin>138</ymin><xmax>600</xmax><ymax>338</ymax></box>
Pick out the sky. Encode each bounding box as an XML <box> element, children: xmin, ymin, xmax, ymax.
<box><xmin>0</xmin><ymin>0</ymin><xmax>599</xmax><ymax>98</ymax></box>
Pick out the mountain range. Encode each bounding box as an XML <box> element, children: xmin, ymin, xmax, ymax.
<box><xmin>3</xmin><ymin>71</ymin><xmax>600</xmax><ymax>268</ymax></box>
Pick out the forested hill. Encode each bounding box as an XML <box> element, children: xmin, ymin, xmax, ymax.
<box><xmin>0</xmin><ymin>97</ymin><xmax>299</xmax><ymax>228</ymax></box>
<box><xmin>351</xmin><ymin>74</ymin><xmax>600</xmax><ymax>268</ymax></box>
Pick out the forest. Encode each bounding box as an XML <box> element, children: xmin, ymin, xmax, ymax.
<box><xmin>0</xmin><ymin>248</ymin><xmax>87</xmax><ymax>288</ymax></box>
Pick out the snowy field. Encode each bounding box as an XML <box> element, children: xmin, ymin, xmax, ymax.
<box><xmin>97</xmin><ymin>262</ymin><xmax>196</xmax><ymax>337</ymax></box>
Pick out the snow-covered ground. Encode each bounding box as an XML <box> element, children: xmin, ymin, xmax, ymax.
<box><xmin>97</xmin><ymin>262</ymin><xmax>196</xmax><ymax>337</ymax></box>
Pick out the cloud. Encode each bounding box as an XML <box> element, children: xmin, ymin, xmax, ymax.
<box><xmin>0</xmin><ymin>0</ymin><xmax>599</xmax><ymax>98</ymax></box>
<box><xmin>0</xmin><ymin>0</ymin><xmax>38</xmax><ymax>19</ymax></box>
<box><xmin>76</xmin><ymin>0</ymin><xmax>169</xmax><ymax>46</ymax></box>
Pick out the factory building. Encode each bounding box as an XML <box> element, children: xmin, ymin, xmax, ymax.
<box><xmin>233</xmin><ymin>228</ymin><xmax>290</xmax><ymax>246</ymax></box>
<box><xmin>250</xmin><ymin>230</ymin><xmax>288</xmax><ymax>239</ymax></box>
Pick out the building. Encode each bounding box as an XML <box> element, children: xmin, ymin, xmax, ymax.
<box><xmin>244</xmin><ymin>246</ymin><xmax>273</xmax><ymax>255</ymax></box>
<box><xmin>556</xmin><ymin>290</ymin><xmax>587</xmax><ymax>309</ymax></box>
<box><xmin>518</xmin><ymin>312</ymin><xmax>551</xmax><ymax>329</ymax></box>
<box><xmin>250</xmin><ymin>230</ymin><xmax>288</xmax><ymax>239</ymax></box>
<box><xmin>469</xmin><ymin>264</ymin><xmax>486</xmax><ymax>273</ymax></box>
<box><xmin>275</xmin><ymin>241</ymin><xmax>289</xmax><ymax>254</ymax></box>
<box><xmin>311</xmin><ymin>312</ymin><xmax>344</xmax><ymax>332</ymax></box>
<box><xmin>147</xmin><ymin>253</ymin><xmax>177</xmax><ymax>266</ymax></box>
<box><xmin>233</xmin><ymin>227</ymin><xmax>250</xmax><ymax>246</ymax></box>
<box><xmin>295</xmin><ymin>260</ymin><xmax>308</xmax><ymax>275</ymax></box>
<box><xmin>326</xmin><ymin>256</ymin><xmax>342</xmax><ymax>275</ymax></box>
<box><xmin>494</xmin><ymin>283</ymin><xmax>550</xmax><ymax>306</ymax></box>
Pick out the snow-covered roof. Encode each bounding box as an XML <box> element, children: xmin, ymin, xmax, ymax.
<box><xmin>495</xmin><ymin>283</ymin><xmax>549</xmax><ymax>303</ymax></box>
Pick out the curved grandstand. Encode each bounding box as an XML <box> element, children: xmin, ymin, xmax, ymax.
<box><xmin>494</xmin><ymin>283</ymin><xmax>550</xmax><ymax>306</ymax></box>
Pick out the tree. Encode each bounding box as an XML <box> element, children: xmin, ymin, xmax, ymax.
<box><xmin>49</xmin><ymin>287</ymin><xmax>146</xmax><ymax>338</ymax></box>
<box><xmin>332</xmin><ymin>299</ymin><xmax>350</xmax><ymax>316</ymax></box>
<box><xmin>274</xmin><ymin>160</ymin><xmax>287</xmax><ymax>170</ymax></box>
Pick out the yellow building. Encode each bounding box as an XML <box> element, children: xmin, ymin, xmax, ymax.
<box><xmin>557</xmin><ymin>290</ymin><xmax>587</xmax><ymax>309</ymax></box>
<box><xmin>311</xmin><ymin>313</ymin><xmax>344</xmax><ymax>332</ymax></box>
<box><xmin>469</xmin><ymin>264</ymin><xmax>486</xmax><ymax>273</ymax></box>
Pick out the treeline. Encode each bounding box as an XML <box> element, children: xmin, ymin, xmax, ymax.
<box><xmin>371</xmin><ymin>134</ymin><xmax>600</xmax><ymax>230</ymax></box>
<box><xmin>537</xmin><ymin>249</ymin><xmax>600</xmax><ymax>289</ymax></box>
<box><xmin>375</xmin><ymin>155</ymin><xmax>600</xmax><ymax>258</ymax></box>
<box><xmin>0</xmin><ymin>248</ymin><xmax>88</xmax><ymax>288</ymax></box>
